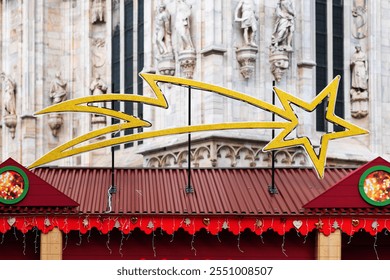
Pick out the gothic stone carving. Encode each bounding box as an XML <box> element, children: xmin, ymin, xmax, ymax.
<box><xmin>271</xmin><ymin>0</ymin><xmax>295</xmax><ymax>52</ymax></box>
<box><xmin>269</xmin><ymin>50</ymin><xmax>289</xmax><ymax>82</ymax></box>
<box><xmin>155</xmin><ymin>3</ymin><xmax>175</xmax><ymax>76</ymax></box>
<box><xmin>1</xmin><ymin>73</ymin><xmax>17</xmax><ymax>139</ymax></box>
<box><xmin>234</xmin><ymin>0</ymin><xmax>258</xmax><ymax>79</ymax></box>
<box><xmin>236</xmin><ymin>47</ymin><xmax>258</xmax><ymax>79</ymax></box>
<box><xmin>48</xmin><ymin>72</ymin><xmax>67</xmax><ymax>136</ymax></box>
<box><xmin>176</xmin><ymin>0</ymin><xmax>196</xmax><ymax>79</ymax></box>
<box><xmin>352</xmin><ymin>0</ymin><xmax>367</xmax><ymax>39</ymax></box>
<box><xmin>350</xmin><ymin>45</ymin><xmax>368</xmax><ymax>118</ymax></box>
<box><xmin>92</xmin><ymin>38</ymin><xmax>106</xmax><ymax>69</ymax></box>
<box><xmin>269</xmin><ymin>0</ymin><xmax>295</xmax><ymax>82</ymax></box>
<box><xmin>234</xmin><ymin>0</ymin><xmax>258</xmax><ymax>48</ymax></box>
<box><xmin>178</xmin><ymin>50</ymin><xmax>196</xmax><ymax>79</ymax></box>
<box><xmin>91</xmin><ymin>0</ymin><xmax>105</xmax><ymax>24</ymax></box>
<box><xmin>176</xmin><ymin>0</ymin><xmax>194</xmax><ymax>52</ymax></box>
<box><xmin>90</xmin><ymin>74</ymin><xmax>108</xmax><ymax>126</ymax></box>
<box><xmin>144</xmin><ymin>142</ymin><xmax>308</xmax><ymax>169</ymax></box>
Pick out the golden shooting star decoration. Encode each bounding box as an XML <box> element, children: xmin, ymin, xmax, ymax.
<box><xmin>28</xmin><ymin>74</ymin><xmax>368</xmax><ymax>178</ymax></box>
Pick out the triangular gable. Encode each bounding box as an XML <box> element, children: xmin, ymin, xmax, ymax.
<box><xmin>304</xmin><ymin>157</ymin><xmax>390</xmax><ymax>209</ymax></box>
<box><xmin>0</xmin><ymin>158</ymin><xmax>78</xmax><ymax>207</ymax></box>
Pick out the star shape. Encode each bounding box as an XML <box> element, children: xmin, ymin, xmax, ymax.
<box><xmin>315</xmin><ymin>219</ymin><xmax>324</xmax><ymax>229</ymax></box>
<box><xmin>264</xmin><ymin>76</ymin><xmax>368</xmax><ymax>178</ymax></box>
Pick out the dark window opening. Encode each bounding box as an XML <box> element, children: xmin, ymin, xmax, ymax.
<box><xmin>315</xmin><ymin>0</ymin><xmax>328</xmax><ymax>132</ymax></box>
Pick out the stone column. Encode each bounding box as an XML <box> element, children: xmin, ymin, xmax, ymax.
<box><xmin>316</xmin><ymin>230</ymin><xmax>342</xmax><ymax>260</ymax></box>
<box><xmin>21</xmin><ymin>0</ymin><xmax>37</xmax><ymax>165</ymax></box>
<box><xmin>40</xmin><ymin>227</ymin><xmax>63</xmax><ymax>260</ymax></box>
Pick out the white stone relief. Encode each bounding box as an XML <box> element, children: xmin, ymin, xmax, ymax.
<box><xmin>236</xmin><ymin>49</ymin><xmax>258</xmax><ymax>79</ymax></box>
<box><xmin>234</xmin><ymin>0</ymin><xmax>258</xmax><ymax>79</ymax></box>
<box><xmin>269</xmin><ymin>52</ymin><xmax>289</xmax><ymax>83</ymax></box>
<box><xmin>1</xmin><ymin>73</ymin><xmax>16</xmax><ymax>116</ymax></box>
<box><xmin>352</xmin><ymin>0</ymin><xmax>367</xmax><ymax>39</ymax></box>
<box><xmin>48</xmin><ymin>72</ymin><xmax>67</xmax><ymax>136</ymax></box>
<box><xmin>1</xmin><ymin>73</ymin><xmax>17</xmax><ymax>139</ymax></box>
<box><xmin>91</xmin><ymin>0</ymin><xmax>105</xmax><ymax>24</ymax></box>
<box><xmin>155</xmin><ymin>3</ymin><xmax>175</xmax><ymax>76</ymax></box>
<box><xmin>90</xmin><ymin>74</ymin><xmax>108</xmax><ymax>127</ymax></box>
<box><xmin>92</xmin><ymin>38</ymin><xmax>106</xmax><ymax>69</ymax></box>
<box><xmin>176</xmin><ymin>0</ymin><xmax>196</xmax><ymax>79</ymax></box>
<box><xmin>269</xmin><ymin>0</ymin><xmax>295</xmax><ymax>83</ymax></box>
<box><xmin>49</xmin><ymin>72</ymin><xmax>68</xmax><ymax>105</ymax></box>
<box><xmin>350</xmin><ymin>45</ymin><xmax>369</xmax><ymax>118</ymax></box>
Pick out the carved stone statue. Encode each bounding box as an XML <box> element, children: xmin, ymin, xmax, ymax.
<box><xmin>90</xmin><ymin>74</ymin><xmax>108</xmax><ymax>117</ymax></box>
<box><xmin>351</xmin><ymin>45</ymin><xmax>368</xmax><ymax>91</ymax></box>
<box><xmin>352</xmin><ymin>1</ymin><xmax>367</xmax><ymax>39</ymax></box>
<box><xmin>350</xmin><ymin>45</ymin><xmax>368</xmax><ymax>118</ymax></box>
<box><xmin>1</xmin><ymin>73</ymin><xmax>17</xmax><ymax>138</ymax></box>
<box><xmin>1</xmin><ymin>73</ymin><xmax>16</xmax><ymax>116</ymax></box>
<box><xmin>90</xmin><ymin>74</ymin><xmax>107</xmax><ymax>97</ymax></box>
<box><xmin>271</xmin><ymin>0</ymin><xmax>295</xmax><ymax>52</ymax></box>
<box><xmin>155</xmin><ymin>3</ymin><xmax>175</xmax><ymax>76</ymax></box>
<box><xmin>91</xmin><ymin>0</ymin><xmax>105</xmax><ymax>24</ymax></box>
<box><xmin>234</xmin><ymin>0</ymin><xmax>258</xmax><ymax>47</ymax></box>
<box><xmin>48</xmin><ymin>72</ymin><xmax>67</xmax><ymax>137</ymax></box>
<box><xmin>155</xmin><ymin>4</ymin><xmax>172</xmax><ymax>55</ymax></box>
<box><xmin>49</xmin><ymin>72</ymin><xmax>67</xmax><ymax>104</ymax></box>
<box><xmin>176</xmin><ymin>0</ymin><xmax>194</xmax><ymax>51</ymax></box>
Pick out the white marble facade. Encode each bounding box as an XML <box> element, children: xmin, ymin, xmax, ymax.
<box><xmin>0</xmin><ymin>0</ymin><xmax>386</xmax><ymax>169</ymax></box>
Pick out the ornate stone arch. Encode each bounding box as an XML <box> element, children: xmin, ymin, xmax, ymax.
<box><xmin>291</xmin><ymin>150</ymin><xmax>308</xmax><ymax>166</ymax></box>
<box><xmin>236</xmin><ymin>146</ymin><xmax>256</xmax><ymax>167</ymax></box>
<box><xmin>147</xmin><ymin>157</ymin><xmax>162</xmax><ymax>168</ymax></box>
<box><xmin>177</xmin><ymin>150</ymin><xmax>193</xmax><ymax>168</ymax></box>
<box><xmin>193</xmin><ymin>146</ymin><xmax>211</xmax><ymax>167</ymax></box>
<box><xmin>274</xmin><ymin>150</ymin><xmax>292</xmax><ymax>165</ymax></box>
<box><xmin>217</xmin><ymin>145</ymin><xmax>236</xmax><ymax>167</ymax></box>
<box><xmin>161</xmin><ymin>153</ymin><xmax>177</xmax><ymax>167</ymax></box>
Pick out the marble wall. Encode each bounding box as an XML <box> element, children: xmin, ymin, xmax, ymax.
<box><xmin>0</xmin><ymin>0</ymin><xmax>386</xmax><ymax>169</ymax></box>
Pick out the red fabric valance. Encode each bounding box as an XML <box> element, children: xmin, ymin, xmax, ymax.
<box><xmin>0</xmin><ymin>215</ymin><xmax>387</xmax><ymax>236</ymax></box>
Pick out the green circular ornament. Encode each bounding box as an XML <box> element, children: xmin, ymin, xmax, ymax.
<box><xmin>359</xmin><ymin>165</ymin><xmax>390</xmax><ymax>207</ymax></box>
<box><xmin>0</xmin><ymin>166</ymin><xmax>29</xmax><ymax>205</ymax></box>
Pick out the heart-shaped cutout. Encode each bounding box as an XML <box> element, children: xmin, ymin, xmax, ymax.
<box><xmin>203</xmin><ymin>218</ymin><xmax>210</xmax><ymax>226</ymax></box>
<box><xmin>293</xmin><ymin>220</ymin><xmax>303</xmax><ymax>229</ymax></box>
<box><xmin>7</xmin><ymin>217</ymin><xmax>16</xmax><ymax>227</ymax></box>
<box><xmin>352</xmin><ymin>219</ymin><xmax>359</xmax><ymax>227</ymax></box>
<box><xmin>131</xmin><ymin>217</ymin><xmax>138</xmax><ymax>224</ymax></box>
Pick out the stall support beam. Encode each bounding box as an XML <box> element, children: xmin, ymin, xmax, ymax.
<box><xmin>316</xmin><ymin>229</ymin><xmax>341</xmax><ymax>260</ymax></box>
<box><xmin>40</xmin><ymin>227</ymin><xmax>63</xmax><ymax>260</ymax></box>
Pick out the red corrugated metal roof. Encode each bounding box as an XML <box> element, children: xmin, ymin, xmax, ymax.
<box><xmin>32</xmin><ymin>167</ymin><xmax>353</xmax><ymax>215</ymax></box>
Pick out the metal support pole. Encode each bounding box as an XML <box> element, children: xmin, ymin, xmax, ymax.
<box><xmin>269</xmin><ymin>81</ymin><xmax>278</xmax><ymax>194</ymax></box>
<box><xmin>185</xmin><ymin>86</ymin><xmax>194</xmax><ymax>194</ymax></box>
<box><xmin>106</xmin><ymin>101</ymin><xmax>117</xmax><ymax>212</ymax></box>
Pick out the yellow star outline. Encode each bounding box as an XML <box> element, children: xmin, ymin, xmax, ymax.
<box><xmin>264</xmin><ymin>76</ymin><xmax>368</xmax><ymax>178</ymax></box>
<box><xmin>28</xmin><ymin>73</ymin><xmax>368</xmax><ymax>179</ymax></box>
